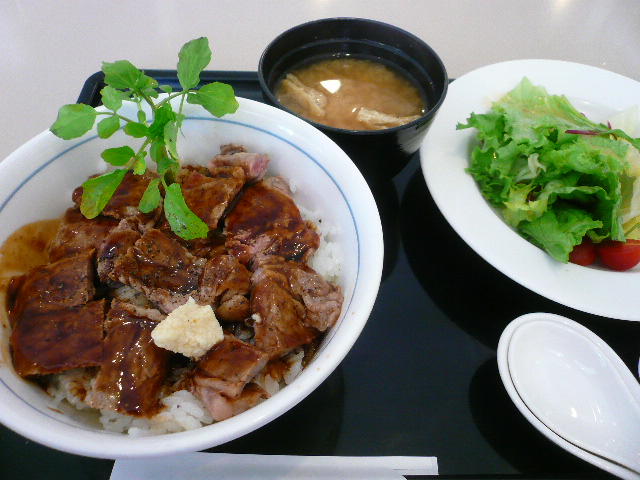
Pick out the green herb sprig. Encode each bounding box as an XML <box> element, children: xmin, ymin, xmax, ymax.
<box><xmin>50</xmin><ymin>37</ymin><xmax>239</xmax><ymax>240</ymax></box>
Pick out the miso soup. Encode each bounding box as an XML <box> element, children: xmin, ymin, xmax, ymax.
<box><xmin>274</xmin><ymin>56</ymin><xmax>426</xmax><ymax>131</ymax></box>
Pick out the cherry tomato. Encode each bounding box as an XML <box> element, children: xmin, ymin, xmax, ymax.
<box><xmin>596</xmin><ymin>239</ymin><xmax>640</xmax><ymax>271</ymax></box>
<box><xmin>569</xmin><ymin>237</ymin><xmax>596</xmax><ymax>266</ymax></box>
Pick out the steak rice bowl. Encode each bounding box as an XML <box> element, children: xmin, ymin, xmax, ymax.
<box><xmin>0</xmin><ymin>96</ymin><xmax>383</xmax><ymax>458</ymax></box>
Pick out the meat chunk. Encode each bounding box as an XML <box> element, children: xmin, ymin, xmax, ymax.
<box><xmin>194</xmin><ymin>382</ymin><xmax>268</xmax><ymax>422</ymax></box>
<box><xmin>250</xmin><ymin>261</ymin><xmax>321</xmax><ymax>359</ymax></box>
<box><xmin>197</xmin><ymin>254</ymin><xmax>251</xmax><ymax>322</ymax></box>
<box><xmin>191</xmin><ymin>336</ymin><xmax>268</xmax><ymax>397</ymax></box>
<box><xmin>224</xmin><ymin>177</ymin><xmax>320</xmax><ymax>266</ymax></box>
<box><xmin>153</xmin><ymin>210</ymin><xmax>227</xmax><ymax>258</ymax></box>
<box><xmin>10</xmin><ymin>299</ymin><xmax>106</xmax><ymax>377</ymax></box>
<box><xmin>7</xmin><ymin>249</ymin><xmax>96</xmax><ymax>325</ymax></box>
<box><xmin>85</xmin><ymin>300</ymin><xmax>169</xmax><ymax>416</ymax></box>
<box><xmin>190</xmin><ymin>336</ymin><xmax>269</xmax><ymax>421</ymax></box>
<box><xmin>110</xmin><ymin>229</ymin><xmax>206</xmax><ymax>313</ymax></box>
<box><xmin>180</xmin><ymin>166</ymin><xmax>245</xmax><ymax>230</ymax></box>
<box><xmin>73</xmin><ymin>171</ymin><xmax>160</xmax><ymax>220</ymax></box>
<box><xmin>208</xmin><ymin>144</ymin><xmax>270</xmax><ymax>183</ymax></box>
<box><xmin>253</xmin><ymin>256</ymin><xmax>343</xmax><ymax>331</ymax></box>
<box><xmin>95</xmin><ymin>218</ymin><xmax>142</xmax><ymax>284</ymax></box>
<box><xmin>181</xmin><ymin>231</ymin><xmax>227</xmax><ymax>259</ymax></box>
<box><xmin>5</xmin><ymin>276</ymin><xmax>25</xmax><ymax>328</ymax></box>
<box><xmin>47</xmin><ymin>208</ymin><xmax>119</xmax><ymax>262</ymax></box>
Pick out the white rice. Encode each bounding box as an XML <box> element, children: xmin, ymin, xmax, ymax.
<box><xmin>282</xmin><ymin>349</ymin><xmax>305</xmax><ymax>385</ymax></box>
<box><xmin>298</xmin><ymin>204</ymin><xmax>343</xmax><ymax>283</ymax></box>
<box><xmin>99</xmin><ymin>390</ymin><xmax>213</xmax><ymax>436</ymax></box>
<box><xmin>46</xmin><ymin>368</ymin><xmax>94</xmax><ymax>411</ymax></box>
<box><xmin>47</xmin><ymin>346</ymin><xmax>306</xmax><ymax>435</ymax></box>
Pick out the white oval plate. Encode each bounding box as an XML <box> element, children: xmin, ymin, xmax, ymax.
<box><xmin>420</xmin><ymin>59</ymin><xmax>640</xmax><ymax>321</ymax></box>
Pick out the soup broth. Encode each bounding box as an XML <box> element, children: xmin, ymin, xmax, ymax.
<box><xmin>275</xmin><ymin>56</ymin><xmax>426</xmax><ymax>131</ymax></box>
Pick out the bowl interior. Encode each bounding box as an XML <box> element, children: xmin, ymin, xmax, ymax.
<box><xmin>0</xmin><ymin>97</ymin><xmax>383</xmax><ymax>458</ymax></box>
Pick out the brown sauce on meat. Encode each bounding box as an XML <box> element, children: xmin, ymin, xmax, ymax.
<box><xmin>0</xmin><ymin>156</ymin><xmax>344</xmax><ymax>427</ymax></box>
<box><xmin>94</xmin><ymin>310</ymin><xmax>168</xmax><ymax>417</ymax></box>
<box><xmin>225</xmin><ymin>181</ymin><xmax>320</xmax><ymax>264</ymax></box>
<box><xmin>0</xmin><ymin>219</ymin><xmax>60</xmax><ymax>364</ymax></box>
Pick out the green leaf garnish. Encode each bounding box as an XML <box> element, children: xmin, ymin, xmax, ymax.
<box><xmin>163</xmin><ymin>120</ymin><xmax>180</xmax><ymax>160</ymax></box>
<box><xmin>123</xmin><ymin>122</ymin><xmax>148</xmax><ymax>138</ymax></box>
<box><xmin>177</xmin><ymin>37</ymin><xmax>211</xmax><ymax>90</ymax></box>
<box><xmin>139</xmin><ymin>178</ymin><xmax>162</xmax><ymax>213</ymax></box>
<box><xmin>132</xmin><ymin>152</ymin><xmax>147</xmax><ymax>175</ymax></box>
<box><xmin>163</xmin><ymin>183</ymin><xmax>209</xmax><ymax>240</ymax></box>
<box><xmin>150</xmin><ymin>140</ymin><xmax>179</xmax><ymax>180</ymax></box>
<box><xmin>102</xmin><ymin>60</ymin><xmax>158</xmax><ymax>90</ymax></box>
<box><xmin>187</xmin><ymin>82</ymin><xmax>239</xmax><ymax>117</ymax></box>
<box><xmin>96</xmin><ymin>115</ymin><xmax>121</xmax><ymax>139</ymax></box>
<box><xmin>51</xmin><ymin>104</ymin><xmax>97</xmax><ymax>139</ymax></box>
<box><xmin>49</xmin><ymin>37</ymin><xmax>237</xmax><ymax>240</ymax></box>
<box><xmin>100</xmin><ymin>86</ymin><xmax>123</xmax><ymax>112</ymax></box>
<box><xmin>79</xmin><ymin>169</ymin><xmax>128</xmax><ymax>218</ymax></box>
<box><xmin>101</xmin><ymin>146</ymin><xmax>135</xmax><ymax>166</ymax></box>
<box><xmin>148</xmin><ymin>102</ymin><xmax>176</xmax><ymax>140</ymax></box>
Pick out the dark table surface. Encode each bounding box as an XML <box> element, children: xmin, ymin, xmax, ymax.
<box><xmin>1</xmin><ymin>71</ymin><xmax>637</xmax><ymax>480</ymax></box>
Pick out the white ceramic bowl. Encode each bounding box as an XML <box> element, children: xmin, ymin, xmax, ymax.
<box><xmin>0</xmin><ymin>97</ymin><xmax>383</xmax><ymax>458</ymax></box>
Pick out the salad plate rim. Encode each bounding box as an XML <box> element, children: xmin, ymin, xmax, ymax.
<box><xmin>420</xmin><ymin>59</ymin><xmax>640</xmax><ymax>322</ymax></box>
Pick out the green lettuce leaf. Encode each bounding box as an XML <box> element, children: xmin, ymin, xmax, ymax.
<box><xmin>519</xmin><ymin>203</ymin><xmax>603</xmax><ymax>263</ymax></box>
<box><xmin>458</xmin><ymin>77</ymin><xmax>635</xmax><ymax>262</ymax></box>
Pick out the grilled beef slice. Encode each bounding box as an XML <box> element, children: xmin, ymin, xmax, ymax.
<box><xmin>250</xmin><ymin>261</ymin><xmax>321</xmax><ymax>359</ymax></box>
<box><xmin>253</xmin><ymin>256</ymin><xmax>343</xmax><ymax>332</ymax></box>
<box><xmin>197</xmin><ymin>254</ymin><xmax>251</xmax><ymax>322</ymax></box>
<box><xmin>7</xmin><ymin>248</ymin><xmax>97</xmax><ymax>326</ymax></box>
<box><xmin>180</xmin><ymin>166</ymin><xmax>246</xmax><ymax>230</ymax></box>
<box><xmin>109</xmin><ymin>228</ymin><xmax>206</xmax><ymax>313</ymax></box>
<box><xmin>207</xmin><ymin>143</ymin><xmax>270</xmax><ymax>183</ymax></box>
<box><xmin>95</xmin><ymin>218</ymin><xmax>143</xmax><ymax>284</ymax></box>
<box><xmin>10</xmin><ymin>299</ymin><xmax>105</xmax><ymax>377</ymax></box>
<box><xmin>190</xmin><ymin>335</ymin><xmax>269</xmax><ymax>421</ymax></box>
<box><xmin>85</xmin><ymin>300</ymin><xmax>169</xmax><ymax>416</ymax></box>
<box><xmin>194</xmin><ymin>382</ymin><xmax>269</xmax><ymax>422</ymax></box>
<box><xmin>47</xmin><ymin>208</ymin><xmax>119</xmax><ymax>262</ymax></box>
<box><xmin>224</xmin><ymin>176</ymin><xmax>320</xmax><ymax>266</ymax></box>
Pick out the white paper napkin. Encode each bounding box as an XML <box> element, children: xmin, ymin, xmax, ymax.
<box><xmin>110</xmin><ymin>452</ymin><xmax>438</xmax><ymax>479</ymax></box>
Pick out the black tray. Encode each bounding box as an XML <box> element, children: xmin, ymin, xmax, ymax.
<box><xmin>2</xmin><ymin>71</ymin><xmax>638</xmax><ymax>480</ymax></box>
<box><xmin>77</xmin><ymin>69</ymin><xmax>266</xmax><ymax>106</ymax></box>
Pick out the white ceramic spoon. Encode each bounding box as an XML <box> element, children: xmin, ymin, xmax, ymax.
<box><xmin>497</xmin><ymin>313</ymin><xmax>640</xmax><ymax>480</ymax></box>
